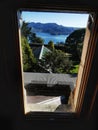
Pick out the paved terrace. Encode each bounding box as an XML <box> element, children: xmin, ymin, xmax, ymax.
<box><xmin>23</xmin><ymin>72</ymin><xmax>77</xmax><ymax>112</ymax></box>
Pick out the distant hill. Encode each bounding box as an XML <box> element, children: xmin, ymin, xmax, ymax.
<box><xmin>28</xmin><ymin>22</ymin><xmax>78</xmax><ymax>35</ymax></box>
<box><xmin>65</xmin><ymin>28</ymin><xmax>86</xmax><ymax>44</ymax></box>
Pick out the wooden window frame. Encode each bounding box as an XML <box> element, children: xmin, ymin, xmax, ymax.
<box><xmin>15</xmin><ymin>3</ymin><xmax>98</xmax><ymax>120</ymax></box>
<box><xmin>74</xmin><ymin>13</ymin><xmax>98</xmax><ymax>118</ymax></box>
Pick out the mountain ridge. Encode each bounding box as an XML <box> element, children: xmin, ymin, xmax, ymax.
<box><xmin>28</xmin><ymin>22</ymin><xmax>79</xmax><ymax>35</ymax></box>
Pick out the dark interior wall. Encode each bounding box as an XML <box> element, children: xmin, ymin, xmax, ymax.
<box><xmin>0</xmin><ymin>2</ymin><xmax>24</xmax><ymax>129</ymax></box>
<box><xmin>0</xmin><ymin>1</ymin><xmax>97</xmax><ymax>130</ymax></box>
<box><xmin>0</xmin><ymin>4</ymin><xmax>18</xmax><ymax>116</ymax></box>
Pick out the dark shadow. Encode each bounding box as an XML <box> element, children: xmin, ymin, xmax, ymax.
<box><xmin>55</xmin><ymin>104</ymin><xmax>73</xmax><ymax>112</ymax></box>
<box><xmin>70</xmin><ymin>73</ymin><xmax>77</xmax><ymax>77</ymax></box>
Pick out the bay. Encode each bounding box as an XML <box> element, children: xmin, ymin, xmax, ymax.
<box><xmin>35</xmin><ymin>32</ymin><xmax>69</xmax><ymax>44</ymax></box>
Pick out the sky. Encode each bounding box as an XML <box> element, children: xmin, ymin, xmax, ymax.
<box><xmin>22</xmin><ymin>11</ymin><xmax>89</xmax><ymax>28</ymax></box>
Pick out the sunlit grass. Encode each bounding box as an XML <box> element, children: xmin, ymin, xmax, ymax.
<box><xmin>70</xmin><ymin>64</ymin><xmax>79</xmax><ymax>74</ymax></box>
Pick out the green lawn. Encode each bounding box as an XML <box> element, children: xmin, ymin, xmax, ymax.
<box><xmin>70</xmin><ymin>64</ymin><xmax>79</xmax><ymax>74</ymax></box>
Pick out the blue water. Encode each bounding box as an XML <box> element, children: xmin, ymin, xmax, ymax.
<box><xmin>35</xmin><ymin>32</ymin><xmax>68</xmax><ymax>44</ymax></box>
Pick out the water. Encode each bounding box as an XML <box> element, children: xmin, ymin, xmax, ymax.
<box><xmin>35</xmin><ymin>32</ymin><xmax>68</xmax><ymax>44</ymax></box>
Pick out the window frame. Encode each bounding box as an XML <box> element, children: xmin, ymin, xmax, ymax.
<box><xmin>74</xmin><ymin>13</ymin><xmax>98</xmax><ymax>118</ymax></box>
<box><xmin>15</xmin><ymin>4</ymin><xmax>98</xmax><ymax>120</ymax></box>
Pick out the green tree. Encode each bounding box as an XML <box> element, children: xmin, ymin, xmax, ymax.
<box><xmin>65</xmin><ymin>28</ymin><xmax>85</xmax><ymax>62</ymax></box>
<box><xmin>40</xmin><ymin>49</ymin><xmax>73</xmax><ymax>73</ymax></box>
<box><xmin>29</xmin><ymin>33</ymin><xmax>44</xmax><ymax>44</ymax></box>
<box><xmin>21</xmin><ymin>36</ymin><xmax>36</xmax><ymax>72</ymax></box>
<box><xmin>65</xmin><ymin>28</ymin><xmax>86</xmax><ymax>45</ymax></box>
<box><xmin>21</xmin><ymin>21</ymin><xmax>31</xmax><ymax>39</ymax></box>
<box><xmin>48</xmin><ymin>40</ymin><xmax>54</xmax><ymax>51</ymax></box>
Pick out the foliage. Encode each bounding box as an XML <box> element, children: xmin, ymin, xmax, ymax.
<box><xmin>65</xmin><ymin>28</ymin><xmax>86</xmax><ymax>45</ymax></box>
<box><xmin>70</xmin><ymin>65</ymin><xmax>79</xmax><ymax>74</ymax></box>
<box><xmin>77</xmin><ymin>42</ymin><xmax>83</xmax><ymax>60</ymax></box>
<box><xmin>65</xmin><ymin>28</ymin><xmax>85</xmax><ymax>62</ymax></box>
<box><xmin>48</xmin><ymin>40</ymin><xmax>55</xmax><ymax>50</ymax></box>
<box><xmin>40</xmin><ymin>49</ymin><xmax>73</xmax><ymax>73</ymax></box>
<box><xmin>21</xmin><ymin>36</ymin><xmax>36</xmax><ymax>72</ymax></box>
<box><xmin>65</xmin><ymin>43</ymin><xmax>80</xmax><ymax>62</ymax></box>
<box><xmin>21</xmin><ymin>21</ymin><xmax>31</xmax><ymax>39</ymax></box>
<box><xmin>29</xmin><ymin>33</ymin><xmax>44</xmax><ymax>44</ymax></box>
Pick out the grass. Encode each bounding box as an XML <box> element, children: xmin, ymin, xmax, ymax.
<box><xmin>70</xmin><ymin>64</ymin><xmax>79</xmax><ymax>74</ymax></box>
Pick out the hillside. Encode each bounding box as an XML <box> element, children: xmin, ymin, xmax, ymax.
<box><xmin>65</xmin><ymin>28</ymin><xmax>86</xmax><ymax>44</ymax></box>
<box><xmin>28</xmin><ymin>22</ymin><xmax>78</xmax><ymax>35</ymax></box>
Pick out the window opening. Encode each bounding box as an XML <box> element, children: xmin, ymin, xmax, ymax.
<box><xmin>17</xmin><ymin>10</ymin><xmax>89</xmax><ymax>114</ymax></box>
